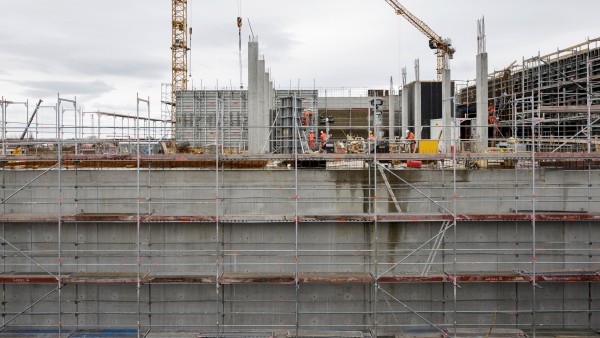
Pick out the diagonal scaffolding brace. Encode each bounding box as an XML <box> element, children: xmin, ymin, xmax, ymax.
<box><xmin>0</xmin><ymin>285</ymin><xmax>61</xmax><ymax>332</ymax></box>
<box><xmin>378</xmin><ymin>285</ymin><xmax>451</xmax><ymax>338</ymax></box>
<box><xmin>551</xmin><ymin>116</ymin><xmax>600</xmax><ymax>153</ymax></box>
<box><xmin>377</xmin><ymin>165</ymin><xmax>402</xmax><ymax>213</ymax></box>
<box><xmin>0</xmin><ymin>233</ymin><xmax>58</xmax><ymax>280</ymax></box>
<box><xmin>378</xmin><ymin>221</ymin><xmax>454</xmax><ymax>279</ymax></box>
<box><xmin>377</xmin><ymin>162</ymin><xmax>454</xmax><ymax>215</ymax></box>
<box><xmin>1</xmin><ymin>164</ymin><xmax>58</xmax><ymax>204</ymax></box>
<box><xmin>421</xmin><ymin>221</ymin><xmax>451</xmax><ymax>276</ymax></box>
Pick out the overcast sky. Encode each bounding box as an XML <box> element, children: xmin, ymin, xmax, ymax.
<box><xmin>1</xmin><ymin>0</ymin><xmax>599</xmax><ymax>126</ymax></box>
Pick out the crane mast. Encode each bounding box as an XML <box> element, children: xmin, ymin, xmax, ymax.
<box><xmin>384</xmin><ymin>0</ymin><xmax>455</xmax><ymax>80</ymax></box>
<box><xmin>171</xmin><ymin>0</ymin><xmax>189</xmax><ymax>132</ymax></box>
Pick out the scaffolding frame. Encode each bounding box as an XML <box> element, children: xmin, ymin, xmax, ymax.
<box><xmin>1</xmin><ymin>76</ymin><xmax>600</xmax><ymax>337</ymax></box>
<box><xmin>458</xmin><ymin>38</ymin><xmax>600</xmax><ymax>152</ymax></box>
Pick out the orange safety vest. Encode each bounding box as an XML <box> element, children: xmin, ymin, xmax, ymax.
<box><xmin>308</xmin><ymin>133</ymin><xmax>315</xmax><ymax>141</ymax></box>
<box><xmin>406</xmin><ymin>131</ymin><xmax>415</xmax><ymax>140</ymax></box>
<box><xmin>320</xmin><ymin>133</ymin><xmax>327</xmax><ymax>141</ymax></box>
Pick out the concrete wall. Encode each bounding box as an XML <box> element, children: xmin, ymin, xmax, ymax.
<box><xmin>1</xmin><ymin>167</ymin><xmax>599</xmax><ymax>332</ymax></box>
<box><xmin>3</xmin><ymin>167</ymin><xmax>599</xmax><ymax>216</ymax></box>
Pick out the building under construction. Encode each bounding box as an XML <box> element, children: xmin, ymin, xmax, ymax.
<box><xmin>0</xmin><ymin>5</ymin><xmax>600</xmax><ymax>338</ymax></box>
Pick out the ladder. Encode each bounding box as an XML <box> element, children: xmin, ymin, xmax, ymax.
<box><xmin>294</xmin><ymin>114</ymin><xmax>310</xmax><ymax>153</ymax></box>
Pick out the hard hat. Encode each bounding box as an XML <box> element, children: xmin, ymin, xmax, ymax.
<box><xmin>320</xmin><ymin>131</ymin><xmax>323</xmax><ymax>133</ymax></box>
<box><xmin>406</xmin><ymin>130</ymin><xmax>410</xmax><ymax>134</ymax></box>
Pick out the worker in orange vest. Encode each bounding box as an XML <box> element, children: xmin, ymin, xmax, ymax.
<box><xmin>406</xmin><ymin>129</ymin><xmax>416</xmax><ymax>153</ymax></box>
<box><xmin>319</xmin><ymin>131</ymin><xmax>328</xmax><ymax>149</ymax></box>
<box><xmin>303</xmin><ymin>110</ymin><xmax>313</xmax><ymax>126</ymax></box>
<box><xmin>308</xmin><ymin>131</ymin><xmax>315</xmax><ymax>150</ymax></box>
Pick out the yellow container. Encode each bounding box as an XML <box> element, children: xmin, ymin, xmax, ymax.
<box><xmin>418</xmin><ymin>140</ymin><xmax>439</xmax><ymax>154</ymax></box>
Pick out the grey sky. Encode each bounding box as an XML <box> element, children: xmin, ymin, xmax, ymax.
<box><xmin>1</xmin><ymin>0</ymin><xmax>599</xmax><ymax>123</ymax></box>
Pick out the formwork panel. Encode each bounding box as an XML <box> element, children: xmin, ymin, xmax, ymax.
<box><xmin>175</xmin><ymin>90</ymin><xmax>247</xmax><ymax>151</ymax></box>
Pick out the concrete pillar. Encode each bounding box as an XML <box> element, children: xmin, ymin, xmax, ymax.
<box><xmin>258</xmin><ymin>59</ymin><xmax>266</xmax><ymax>152</ymax></box>
<box><xmin>247</xmin><ymin>40</ymin><xmax>260</xmax><ymax>153</ymax></box>
<box><xmin>269</xmin><ymin>80</ymin><xmax>274</xmax><ymax>111</ymax></box>
<box><xmin>441</xmin><ymin>68</ymin><xmax>452</xmax><ymax>153</ymax></box>
<box><xmin>476</xmin><ymin>53</ymin><xmax>489</xmax><ymax>152</ymax></box>
<box><xmin>262</xmin><ymin>69</ymin><xmax>270</xmax><ymax>152</ymax></box>
<box><xmin>389</xmin><ymin>77</ymin><xmax>395</xmax><ymax>140</ymax></box>
<box><xmin>401</xmin><ymin>86</ymin><xmax>408</xmax><ymax>137</ymax></box>
<box><xmin>414</xmin><ymin>82</ymin><xmax>422</xmax><ymax>141</ymax></box>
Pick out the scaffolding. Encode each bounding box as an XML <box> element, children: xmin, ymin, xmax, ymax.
<box><xmin>0</xmin><ymin>91</ymin><xmax>599</xmax><ymax>338</ymax></box>
<box><xmin>457</xmin><ymin>38</ymin><xmax>600</xmax><ymax>152</ymax></box>
<box><xmin>2</xmin><ymin>44</ymin><xmax>600</xmax><ymax>335</ymax></box>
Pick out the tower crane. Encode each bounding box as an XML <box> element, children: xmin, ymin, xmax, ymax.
<box><xmin>171</xmin><ymin>0</ymin><xmax>189</xmax><ymax>132</ymax></box>
<box><xmin>384</xmin><ymin>0</ymin><xmax>455</xmax><ymax>80</ymax></box>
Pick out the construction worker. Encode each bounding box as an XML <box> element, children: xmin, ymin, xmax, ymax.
<box><xmin>303</xmin><ymin>110</ymin><xmax>313</xmax><ymax>126</ymax></box>
<box><xmin>368</xmin><ymin>131</ymin><xmax>375</xmax><ymax>153</ymax></box>
<box><xmin>308</xmin><ymin>131</ymin><xmax>315</xmax><ymax>150</ymax></box>
<box><xmin>319</xmin><ymin>131</ymin><xmax>328</xmax><ymax>146</ymax></box>
<box><xmin>406</xmin><ymin>129</ymin><xmax>416</xmax><ymax>153</ymax></box>
<box><xmin>493</xmin><ymin>116</ymin><xmax>501</xmax><ymax>139</ymax></box>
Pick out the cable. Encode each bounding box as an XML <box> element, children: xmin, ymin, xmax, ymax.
<box><xmin>237</xmin><ymin>0</ymin><xmax>243</xmax><ymax>89</ymax></box>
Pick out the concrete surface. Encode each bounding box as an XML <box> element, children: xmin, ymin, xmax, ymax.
<box><xmin>0</xmin><ymin>166</ymin><xmax>598</xmax><ymax>333</ymax></box>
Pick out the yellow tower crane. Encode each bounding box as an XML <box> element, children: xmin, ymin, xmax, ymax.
<box><xmin>171</xmin><ymin>0</ymin><xmax>189</xmax><ymax>133</ymax></box>
<box><xmin>384</xmin><ymin>0</ymin><xmax>455</xmax><ymax>80</ymax></box>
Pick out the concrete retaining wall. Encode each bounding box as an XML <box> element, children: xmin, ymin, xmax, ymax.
<box><xmin>1</xmin><ymin>167</ymin><xmax>599</xmax><ymax>332</ymax></box>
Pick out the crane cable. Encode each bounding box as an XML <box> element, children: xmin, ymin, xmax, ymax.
<box><xmin>237</xmin><ymin>0</ymin><xmax>243</xmax><ymax>89</ymax></box>
<box><xmin>189</xmin><ymin>0</ymin><xmax>193</xmax><ymax>82</ymax></box>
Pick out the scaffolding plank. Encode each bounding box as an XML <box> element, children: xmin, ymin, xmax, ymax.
<box><xmin>63</xmin><ymin>213</ymin><xmax>137</xmax><ymax>222</ymax></box>
<box><xmin>0</xmin><ymin>214</ymin><xmax>58</xmax><ymax>223</ymax></box>
<box><xmin>2</xmin><ymin>213</ymin><xmax>600</xmax><ymax>224</ymax></box>
<box><xmin>0</xmin><ymin>273</ymin><xmax>58</xmax><ymax>284</ymax></box>
<box><xmin>220</xmin><ymin>272</ymin><xmax>295</xmax><ymax>284</ymax></box>
<box><xmin>299</xmin><ymin>272</ymin><xmax>374</xmax><ymax>284</ymax></box>
<box><xmin>378</xmin><ymin>271</ymin><xmax>600</xmax><ymax>283</ymax></box>
<box><xmin>64</xmin><ymin>272</ymin><xmax>143</xmax><ymax>283</ymax></box>
<box><xmin>3</xmin><ymin>152</ymin><xmax>600</xmax><ymax>165</ymax></box>
<box><xmin>0</xmin><ymin>332</ymin><xmax>72</xmax><ymax>338</ymax></box>
<box><xmin>143</xmin><ymin>274</ymin><xmax>216</xmax><ymax>284</ymax></box>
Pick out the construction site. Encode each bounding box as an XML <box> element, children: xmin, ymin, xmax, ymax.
<box><xmin>0</xmin><ymin>1</ymin><xmax>599</xmax><ymax>337</ymax></box>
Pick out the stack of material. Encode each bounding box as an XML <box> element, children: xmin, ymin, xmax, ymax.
<box><xmin>348</xmin><ymin>137</ymin><xmax>366</xmax><ymax>153</ymax></box>
<box><xmin>389</xmin><ymin>141</ymin><xmax>399</xmax><ymax>153</ymax></box>
<box><xmin>335</xmin><ymin>141</ymin><xmax>347</xmax><ymax>154</ymax></box>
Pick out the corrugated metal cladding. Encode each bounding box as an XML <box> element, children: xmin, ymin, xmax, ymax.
<box><xmin>175</xmin><ymin>90</ymin><xmax>248</xmax><ymax>150</ymax></box>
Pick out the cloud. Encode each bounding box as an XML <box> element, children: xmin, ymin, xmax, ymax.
<box><xmin>15</xmin><ymin>80</ymin><xmax>114</xmax><ymax>98</ymax></box>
